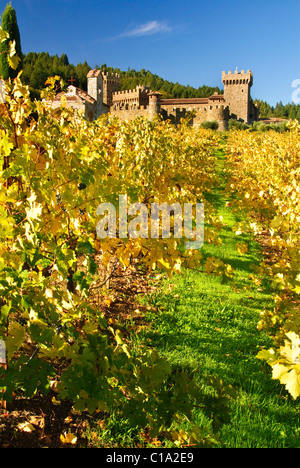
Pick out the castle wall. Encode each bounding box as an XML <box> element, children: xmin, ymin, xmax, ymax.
<box><xmin>160</xmin><ymin>95</ymin><xmax>228</xmax><ymax>130</ymax></box>
<box><xmin>112</xmin><ymin>86</ymin><xmax>151</xmax><ymax>110</ymax></box>
<box><xmin>110</xmin><ymin>107</ymin><xmax>149</xmax><ymax>121</ymax></box>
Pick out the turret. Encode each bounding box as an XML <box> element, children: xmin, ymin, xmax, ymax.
<box><xmin>148</xmin><ymin>91</ymin><xmax>161</xmax><ymax>120</ymax></box>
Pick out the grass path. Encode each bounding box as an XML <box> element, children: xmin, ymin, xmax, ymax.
<box><xmin>137</xmin><ymin>146</ymin><xmax>300</xmax><ymax>448</ymax></box>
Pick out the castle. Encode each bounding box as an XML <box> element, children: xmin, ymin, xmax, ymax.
<box><xmin>51</xmin><ymin>68</ymin><xmax>259</xmax><ymax>130</ymax></box>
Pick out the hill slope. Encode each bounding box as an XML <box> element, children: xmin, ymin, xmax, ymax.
<box><xmin>22</xmin><ymin>52</ymin><xmax>221</xmax><ymax>100</ymax></box>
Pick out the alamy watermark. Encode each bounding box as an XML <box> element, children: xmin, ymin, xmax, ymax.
<box><xmin>292</xmin><ymin>79</ymin><xmax>300</xmax><ymax>104</ymax></box>
<box><xmin>0</xmin><ymin>339</ymin><xmax>6</xmax><ymax>365</ymax></box>
<box><xmin>0</xmin><ymin>79</ymin><xmax>6</xmax><ymax>104</ymax></box>
<box><xmin>96</xmin><ymin>195</ymin><xmax>204</xmax><ymax>250</ymax></box>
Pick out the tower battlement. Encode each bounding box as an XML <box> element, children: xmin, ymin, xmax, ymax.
<box><xmin>222</xmin><ymin>69</ymin><xmax>253</xmax><ymax>86</ymax></box>
<box><xmin>222</xmin><ymin>69</ymin><xmax>252</xmax><ymax>76</ymax></box>
<box><xmin>102</xmin><ymin>71</ymin><xmax>120</xmax><ymax>78</ymax></box>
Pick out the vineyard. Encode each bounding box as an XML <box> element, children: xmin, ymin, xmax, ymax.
<box><xmin>0</xmin><ymin>53</ymin><xmax>300</xmax><ymax>447</ymax></box>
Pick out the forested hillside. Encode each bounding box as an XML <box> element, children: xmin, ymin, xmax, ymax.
<box><xmin>256</xmin><ymin>99</ymin><xmax>300</xmax><ymax>120</ymax></box>
<box><xmin>22</xmin><ymin>51</ymin><xmax>222</xmax><ymax>100</ymax></box>
<box><xmin>22</xmin><ymin>51</ymin><xmax>300</xmax><ymax>119</ymax></box>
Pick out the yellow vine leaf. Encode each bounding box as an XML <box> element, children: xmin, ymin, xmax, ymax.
<box><xmin>0</xmin><ymin>130</ymin><xmax>14</xmax><ymax>157</ymax></box>
<box><xmin>6</xmin><ymin>322</ymin><xmax>26</xmax><ymax>360</ymax></box>
<box><xmin>60</xmin><ymin>432</ymin><xmax>77</xmax><ymax>445</ymax></box>
<box><xmin>0</xmin><ymin>27</ymin><xmax>9</xmax><ymax>43</ymax></box>
<box><xmin>235</xmin><ymin>242</ymin><xmax>248</xmax><ymax>255</ymax></box>
<box><xmin>278</xmin><ymin>368</ymin><xmax>300</xmax><ymax>400</ymax></box>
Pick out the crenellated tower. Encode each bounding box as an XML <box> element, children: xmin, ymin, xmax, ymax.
<box><xmin>222</xmin><ymin>69</ymin><xmax>253</xmax><ymax>123</ymax></box>
<box><xmin>101</xmin><ymin>71</ymin><xmax>121</xmax><ymax>107</ymax></box>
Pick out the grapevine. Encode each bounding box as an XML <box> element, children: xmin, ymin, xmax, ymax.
<box><xmin>0</xmin><ymin>31</ymin><xmax>235</xmax><ymax>446</ymax></box>
<box><xmin>224</xmin><ymin>123</ymin><xmax>300</xmax><ymax>399</ymax></box>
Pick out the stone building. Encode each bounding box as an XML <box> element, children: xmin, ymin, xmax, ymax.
<box><xmin>51</xmin><ymin>84</ymin><xmax>99</xmax><ymax>120</ymax></box>
<box><xmin>50</xmin><ymin>69</ymin><xmax>120</xmax><ymax>120</ymax></box>
<box><xmin>50</xmin><ymin>68</ymin><xmax>259</xmax><ymax>129</ymax></box>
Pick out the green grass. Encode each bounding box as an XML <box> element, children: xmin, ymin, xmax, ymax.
<box><xmin>133</xmin><ymin>148</ymin><xmax>300</xmax><ymax>448</ymax></box>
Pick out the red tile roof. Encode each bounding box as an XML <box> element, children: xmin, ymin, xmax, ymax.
<box><xmin>208</xmin><ymin>94</ymin><xmax>225</xmax><ymax>100</ymax></box>
<box><xmin>161</xmin><ymin>98</ymin><xmax>210</xmax><ymax>105</ymax></box>
<box><xmin>53</xmin><ymin>86</ymin><xmax>96</xmax><ymax>104</ymax></box>
<box><xmin>161</xmin><ymin>93</ymin><xmax>225</xmax><ymax>106</ymax></box>
<box><xmin>87</xmin><ymin>69</ymin><xmax>101</xmax><ymax>78</ymax></box>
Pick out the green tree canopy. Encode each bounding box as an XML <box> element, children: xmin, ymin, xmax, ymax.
<box><xmin>0</xmin><ymin>2</ymin><xmax>23</xmax><ymax>79</ymax></box>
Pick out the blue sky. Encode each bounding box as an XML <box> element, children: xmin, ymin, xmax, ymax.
<box><xmin>4</xmin><ymin>0</ymin><xmax>300</xmax><ymax>105</ymax></box>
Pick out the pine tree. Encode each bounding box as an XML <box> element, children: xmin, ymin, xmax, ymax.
<box><xmin>0</xmin><ymin>3</ymin><xmax>23</xmax><ymax>80</ymax></box>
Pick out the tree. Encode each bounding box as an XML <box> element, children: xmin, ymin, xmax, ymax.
<box><xmin>60</xmin><ymin>53</ymin><xmax>69</xmax><ymax>66</ymax></box>
<box><xmin>0</xmin><ymin>3</ymin><xmax>23</xmax><ymax>79</ymax></box>
<box><xmin>75</xmin><ymin>61</ymin><xmax>91</xmax><ymax>90</ymax></box>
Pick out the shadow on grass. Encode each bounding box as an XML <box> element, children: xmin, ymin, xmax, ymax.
<box><xmin>143</xmin><ymin>272</ymin><xmax>272</xmax><ymax>385</ymax></box>
<box><xmin>140</xmin><ymin>263</ymin><xmax>300</xmax><ymax>447</ymax></box>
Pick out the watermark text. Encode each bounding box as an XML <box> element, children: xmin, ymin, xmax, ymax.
<box><xmin>96</xmin><ymin>195</ymin><xmax>204</xmax><ymax>250</ymax></box>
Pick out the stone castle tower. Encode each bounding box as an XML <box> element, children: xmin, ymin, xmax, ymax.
<box><xmin>87</xmin><ymin>69</ymin><xmax>121</xmax><ymax>117</ymax></box>
<box><xmin>102</xmin><ymin>71</ymin><xmax>121</xmax><ymax>107</ymax></box>
<box><xmin>222</xmin><ymin>69</ymin><xmax>255</xmax><ymax>123</ymax></box>
<box><xmin>87</xmin><ymin>69</ymin><xmax>103</xmax><ymax>117</ymax></box>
